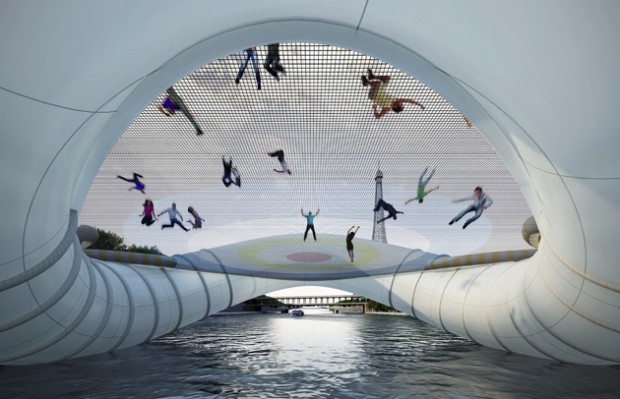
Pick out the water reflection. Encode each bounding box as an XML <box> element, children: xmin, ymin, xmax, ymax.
<box><xmin>1</xmin><ymin>313</ymin><xmax>619</xmax><ymax>398</ymax></box>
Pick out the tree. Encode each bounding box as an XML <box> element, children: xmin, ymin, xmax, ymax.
<box><xmin>91</xmin><ymin>228</ymin><xmax>162</xmax><ymax>255</ymax></box>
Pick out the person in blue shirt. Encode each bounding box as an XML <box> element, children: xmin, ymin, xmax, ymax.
<box><xmin>301</xmin><ymin>208</ymin><xmax>320</xmax><ymax>241</ymax></box>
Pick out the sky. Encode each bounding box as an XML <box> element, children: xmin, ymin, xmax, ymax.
<box><xmin>79</xmin><ymin>43</ymin><xmax>533</xmax><ymax>298</ymax></box>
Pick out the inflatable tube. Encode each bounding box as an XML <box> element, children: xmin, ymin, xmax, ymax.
<box><xmin>1</xmin><ymin>1</ymin><xmax>619</xmax><ymax>365</ymax></box>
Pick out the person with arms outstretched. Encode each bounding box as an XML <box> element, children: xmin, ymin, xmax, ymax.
<box><xmin>346</xmin><ymin>226</ymin><xmax>360</xmax><ymax>262</ymax></box>
<box><xmin>301</xmin><ymin>208</ymin><xmax>320</xmax><ymax>241</ymax></box>
<box><xmin>140</xmin><ymin>199</ymin><xmax>157</xmax><ymax>226</ymax></box>
<box><xmin>158</xmin><ymin>86</ymin><xmax>204</xmax><ymax>136</ymax></box>
<box><xmin>158</xmin><ymin>203</ymin><xmax>189</xmax><ymax>232</ymax></box>
<box><xmin>221</xmin><ymin>156</ymin><xmax>241</xmax><ymax>187</ymax></box>
<box><xmin>235</xmin><ymin>47</ymin><xmax>262</xmax><ymax>90</ymax></box>
<box><xmin>187</xmin><ymin>206</ymin><xmax>205</xmax><ymax>229</ymax></box>
<box><xmin>361</xmin><ymin>68</ymin><xmax>424</xmax><ymax>119</ymax></box>
<box><xmin>449</xmin><ymin>186</ymin><xmax>494</xmax><ymax>229</ymax></box>
<box><xmin>374</xmin><ymin>199</ymin><xmax>404</xmax><ymax>223</ymax></box>
<box><xmin>268</xmin><ymin>150</ymin><xmax>292</xmax><ymax>174</ymax></box>
<box><xmin>405</xmin><ymin>167</ymin><xmax>438</xmax><ymax>204</ymax></box>
<box><xmin>117</xmin><ymin>173</ymin><xmax>146</xmax><ymax>194</ymax></box>
<box><xmin>263</xmin><ymin>43</ymin><xmax>286</xmax><ymax>81</ymax></box>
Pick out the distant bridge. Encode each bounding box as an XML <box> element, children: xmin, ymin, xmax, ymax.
<box><xmin>272</xmin><ymin>295</ymin><xmax>366</xmax><ymax>307</ymax></box>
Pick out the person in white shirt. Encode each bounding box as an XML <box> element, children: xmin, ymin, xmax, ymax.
<box><xmin>158</xmin><ymin>203</ymin><xmax>189</xmax><ymax>232</ymax></box>
<box><xmin>449</xmin><ymin>186</ymin><xmax>493</xmax><ymax>229</ymax></box>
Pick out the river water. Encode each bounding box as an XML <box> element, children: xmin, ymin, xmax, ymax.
<box><xmin>1</xmin><ymin>312</ymin><xmax>619</xmax><ymax>398</ymax></box>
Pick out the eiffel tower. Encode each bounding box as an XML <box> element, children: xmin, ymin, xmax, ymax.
<box><xmin>372</xmin><ymin>168</ymin><xmax>387</xmax><ymax>243</ymax></box>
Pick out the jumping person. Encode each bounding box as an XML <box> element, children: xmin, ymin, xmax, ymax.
<box><xmin>361</xmin><ymin>68</ymin><xmax>425</xmax><ymax>119</ymax></box>
<box><xmin>374</xmin><ymin>199</ymin><xmax>404</xmax><ymax>223</ymax></box>
<box><xmin>268</xmin><ymin>149</ymin><xmax>292</xmax><ymax>174</ymax></box>
<box><xmin>449</xmin><ymin>186</ymin><xmax>494</xmax><ymax>229</ymax></box>
<box><xmin>140</xmin><ymin>199</ymin><xmax>157</xmax><ymax>226</ymax></box>
<box><xmin>158</xmin><ymin>203</ymin><xmax>189</xmax><ymax>232</ymax></box>
<box><xmin>405</xmin><ymin>167</ymin><xmax>438</xmax><ymax>204</ymax></box>
<box><xmin>263</xmin><ymin>43</ymin><xmax>286</xmax><ymax>81</ymax></box>
<box><xmin>221</xmin><ymin>156</ymin><xmax>241</xmax><ymax>187</ymax></box>
<box><xmin>301</xmin><ymin>208</ymin><xmax>320</xmax><ymax>241</ymax></box>
<box><xmin>235</xmin><ymin>47</ymin><xmax>261</xmax><ymax>90</ymax></box>
<box><xmin>346</xmin><ymin>226</ymin><xmax>360</xmax><ymax>263</ymax></box>
<box><xmin>157</xmin><ymin>86</ymin><xmax>204</xmax><ymax>136</ymax></box>
<box><xmin>187</xmin><ymin>206</ymin><xmax>205</xmax><ymax>229</ymax></box>
<box><xmin>117</xmin><ymin>173</ymin><xmax>146</xmax><ymax>194</ymax></box>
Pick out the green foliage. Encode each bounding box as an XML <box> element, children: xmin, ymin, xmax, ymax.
<box><xmin>337</xmin><ymin>297</ymin><xmax>396</xmax><ymax>312</ymax></box>
<box><xmin>365</xmin><ymin>300</ymin><xmax>395</xmax><ymax>312</ymax></box>
<box><xmin>92</xmin><ymin>228</ymin><xmax>162</xmax><ymax>255</ymax></box>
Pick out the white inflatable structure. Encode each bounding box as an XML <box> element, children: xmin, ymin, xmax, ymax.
<box><xmin>1</xmin><ymin>1</ymin><xmax>619</xmax><ymax>365</ymax></box>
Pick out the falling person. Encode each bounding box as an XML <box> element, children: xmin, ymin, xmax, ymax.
<box><xmin>117</xmin><ymin>173</ymin><xmax>146</xmax><ymax>194</ymax></box>
<box><xmin>263</xmin><ymin>43</ymin><xmax>286</xmax><ymax>81</ymax></box>
<box><xmin>361</xmin><ymin>68</ymin><xmax>425</xmax><ymax>119</ymax></box>
<box><xmin>187</xmin><ymin>206</ymin><xmax>205</xmax><ymax>229</ymax></box>
<box><xmin>449</xmin><ymin>186</ymin><xmax>494</xmax><ymax>229</ymax></box>
<box><xmin>157</xmin><ymin>86</ymin><xmax>205</xmax><ymax>136</ymax></box>
<box><xmin>140</xmin><ymin>199</ymin><xmax>157</xmax><ymax>226</ymax></box>
<box><xmin>158</xmin><ymin>202</ymin><xmax>189</xmax><ymax>232</ymax></box>
<box><xmin>268</xmin><ymin>150</ymin><xmax>292</xmax><ymax>174</ymax></box>
<box><xmin>221</xmin><ymin>156</ymin><xmax>241</xmax><ymax>187</ymax></box>
<box><xmin>235</xmin><ymin>47</ymin><xmax>262</xmax><ymax>90</ymax></box>
<box><xmin>374</xmin><ymin>199</ymin><xmax>404</xmax><ymax>223</ymax></box>
<box><xmin>405</xmin><ymin>167</ymin><xmax>438</xmax><ymax>204</ymax></box>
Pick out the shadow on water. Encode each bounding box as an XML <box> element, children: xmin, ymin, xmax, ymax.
<box><xmin>1</xmin><ymin>314</ymin><xmax>619</xmax><ymax>399</ymax></box>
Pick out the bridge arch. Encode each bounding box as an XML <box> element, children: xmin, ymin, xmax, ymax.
<box><xmin>1</xmin><ymin>2</ymin><xmax>619</xmax><ymax>365</ymax></box>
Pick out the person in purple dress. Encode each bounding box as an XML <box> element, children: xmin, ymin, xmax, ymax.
<box><xmin>158</xmin><ymin>86</ymin><xmax>204</xmax><ymax>136</ymax></box>
<box><xmin>117</xmin><ymin>173</ymin><xmax>146</xmax><ymax>194</ymax></box>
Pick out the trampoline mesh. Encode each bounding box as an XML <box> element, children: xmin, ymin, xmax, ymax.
<box><xmin>79</xmin><ymin>43</ymin><xmax>532</xmax><ymax>256</ymax></box>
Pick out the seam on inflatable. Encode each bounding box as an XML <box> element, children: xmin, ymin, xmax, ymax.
<box><xmin>389</xmin><ymin>249</ymin><xmax>422</xmax><ymax>309</ymax></box>
<box><xmin>0</xmin><ymin>214</ymin><xmax>66</xmax><ymax>267</ymax></box>
<box><xmin>460</xmin><ymin>264</ymin><xmax>493</xmax><ymax>346</ymax></box>
<box><xmin>202</xmin><ymin>249</ymin><xmax>233</xmax><ymax>309</ymax></box>
<box><xmin>0</xmin><ymin>239</ymin><xmax>96</xmax><ymax>364</ymax></box>
<box><xmin>544</xmin><ymin>242</ymin><xmax>619</xmax><ymax>293</ymax></box>
<box><xmin>530</xmin><ymin>248</ymin><xmax>585</xmax><ymax>331</ymax></box>
<box><xmin>522</xmin><ymin>268</ymin><xmax>618</xmax><ymax>363</ymax></box>
<box><xmin>0</xmin><ymin>86</ymin><xmax>117</xmax><ymax>114</ymax></box>
<box><xmin>175</xmin><ymin>255</ymin><xmax>210</xmax><ymax>319</ymax></box>
<box><xmin>438</xmin><ymin>268</ymin><xmax>459</xmax><ymax>332</ymax></box>
<box><xmin>0</xmin><ymin>237</ymin><xmax>83</xmax><ymax>332</ymax></box>
<box><xmin>484</xmin><ymin>265</ymin><xmax>515</xmax><ymax>353</ymax></box>
<box><xmin>508</xmin><ymin>307</ymin><xmax>559</xmax><ymax>362</ymax></box>
<box><xmin>410</xmin><ymin>270</ymin><xmax>425</xmax><ymax>319</ymax></box>
<box><xmin>538</xmin><ymin>257</ymin><xmax>620</xmax><ymax>334</ymax></box>
<box><xmin>355</xmin><ymin>0</ymin><xmax>369</xmax><ymax>31</ymax></box>
<box><xmin>60</xmin><ymin>257</ymin><xmax>114</xmax><ymax>361</ymax></box>
<box><xmin>1</xmin><ymin>210</ymin><xmax>77</xmax><ymax>292</ymax></box>
<box><xmin>126</xmin><ymin>264</ymin><xmax>160</xmax><ymax>344</ymax></box>
<box><xmin>97</xmin><ymin>261</ymin><xmax>135</xmax><ymax>353</ymax></box>
<box><xmin>162</xmin><ymin>268</ymin><xmax>184</xmax><ymax>332</ymax></box>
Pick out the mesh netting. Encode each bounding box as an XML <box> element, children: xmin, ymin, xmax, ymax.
<box><xmin>79</xmin><ymin>43</ymin><xmax>532</xmax><ymax>256</ymax></box>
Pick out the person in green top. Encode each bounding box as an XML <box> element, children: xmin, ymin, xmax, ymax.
<box><xmin>405</xmin><ymin>167</ymin><xmax>438</xmax><ymax>204</ymax></box>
